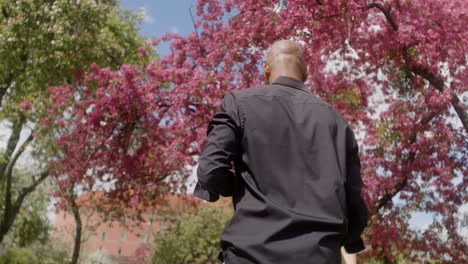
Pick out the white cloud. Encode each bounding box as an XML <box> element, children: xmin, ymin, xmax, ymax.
<box><xmin>138</xmin><ymin>7</ymin><xmax>155</xmax><ymax>24</ymax></box>
<box><xmin>169</xmin><ymin>26</ymin><xmax>179</xmax><ymax>34</ymax></box>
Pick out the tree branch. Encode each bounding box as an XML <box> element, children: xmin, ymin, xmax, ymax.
<box><xmin>374</xmin><ymin>112</ymin><xmax>437</xmax><ymax>213</ymax></box>
<box><xmin>69</xmin><ymin>188</ymin><xmax>82</xmax><ymax>264</ymax></box>
<box><xmin>2</xmin><ymin>132</ymin><xmax>35</xmax><ymax>236</ymax></box>
<box><xmin>189</xmin><ymin>7</ymin><xmax>206</xmax><ymax>60</ymax></box>
<box><xmin>0</xmin><ymin>169</ymin><xmax>49</xmax><ymax>243</ymax></box>
<box><xmin>374</xmin><ymin>155</ymin><xmax>412</xmax><ymax>211</ymax></box>
<box><xmin>4</xmin><ymin>133</ymin><xmax>35</xmax><ymax>186</ymax></box>
<box><xmin>0</xmin><ymin>116</ymin><xmax>25</xmax><ymax>181</ymax></box>
<box><xmin>369</xmin><ymin>2</ymin><xmax>467</xmax><ymax>133</ymax></box>
<box><xmin>0</xmin><ymin>73</ymin><xmax>13</xmax><ymax>108</ymax></box>
<box><xmin>367</xmin><ymin>3</ymin><xmax>398</xmax><ymax>31</ymax></box>
<box><xmin>408</xmin><ymin>63</ymin><xmax>468</xmax><ymax>133</ymax></box>
<box><xmin>13</xmin><ymin>169</ymin><xmax>49</xmax><ymax>212</ymax></box>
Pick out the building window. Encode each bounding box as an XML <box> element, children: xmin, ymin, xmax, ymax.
<box><xmin>120</xmin><ymin>232</ymin><xmax>126</xmax><ymax>242</ymax></box>
<box><xmin>117</xmin><ymin>247</ymin><xmax>122</xmax><ymax>255</ymax></box>
<box><xmin>140</xmin><ymin>232</ymin><xmax>148</xmax><ymax>244</ymax></box>
<box><xmin>101</xmin><ymin>231</ymin><xmax>107</xmax><ymax>241</ymax></box>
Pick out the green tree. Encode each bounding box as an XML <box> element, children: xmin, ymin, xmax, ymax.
<box><xmin>0</xmin><ymin>247</ymin><xmax>39</xmax><ymax>264</ymax></box>
<box><xmin>0</xmin><ymin>243</ymin><xmax>68</xmax><ymax>264</ymax></box>
<box><xmin>0</xmin><ymin>0</ymin><xmax>153</xmax><ymax>257</ymax></box>
<box><xmin>1</xmin><ymin>167</ymin><xmax>51</xmax><ymax>248</ymax></box>
<box><xmin>151</xmin><ymin>206</ymin><xmax>232</xmax><ymax>264</ymax></box>
<box><xmin>35</xmin><ymin>238</ymin><xmax>69</xmax><ymax>264</ymax></box>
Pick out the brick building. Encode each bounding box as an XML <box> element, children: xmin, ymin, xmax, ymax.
<box><xmin>54</xmin><ymin>191</ymin><xmax>229</xmax><ymax>263</ymax></box>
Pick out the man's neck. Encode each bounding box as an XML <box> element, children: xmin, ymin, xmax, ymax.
<box><xmin>269</xmin><ymin>73</ymin><xmax>303</xmax><ymax>84</ymax></box>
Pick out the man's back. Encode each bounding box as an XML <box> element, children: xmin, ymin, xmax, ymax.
<box><xmin>232</xmin><ymin>77</ymin><xmax>346</xmax><ymax>220</ymax></box>
<box><xmin>195</xmin><ymin>76</ymin><xmax>367</xmax><ymax>264</ymax></box>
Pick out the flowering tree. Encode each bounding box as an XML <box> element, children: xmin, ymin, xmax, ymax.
<box><xmin>46</xmin><ymin>0</ymin><xmax>467</xmax><ymax>262</ymax></box>
<box><xmin>0</xmin><ymin>0</ymin><xmax>151</xmax><ymax>257</ymax></box>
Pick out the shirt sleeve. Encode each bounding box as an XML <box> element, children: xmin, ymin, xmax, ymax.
<box><xmin>193</xmin><ymin>92</ymin><xmax>242</xmax><ymax>202</ymax></box>
<box><xmin>343</xmin><ymin>125</ymin><xmax>368</xmax><ymax>253</ymax></box>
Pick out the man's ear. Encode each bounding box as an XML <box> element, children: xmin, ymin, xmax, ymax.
<box><xmin>303</xmin><ymin>65</ymin><xmax>309</xmax><ymax>82</ymax></box>
<box><xmin>263</xmin><ymin>63</ymin><xmax>271</xmax><ymax>83</ymax></box>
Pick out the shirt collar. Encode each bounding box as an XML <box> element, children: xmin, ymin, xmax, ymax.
<box><xmin>271</xmin><ymin>76</ymin><xmax>310</xmax><ymax>92</ymax></box>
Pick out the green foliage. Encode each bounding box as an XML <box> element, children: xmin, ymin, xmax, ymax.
<box><xmin>150</xmin><ymin>205</ymin><xmax>232</xmax><ymax>264</ymax></box>
<box><xmin>0</xmin><ymin>0</ymin><xmax>154</xmax><ymax>122</ymax></box>
<box><xmin>0</xmin><ymin>0</ymin><xmax>154</xmax><ymax>248</ymax></box>
<box><xmin>0</xmin><ymin>248</ymin><xmax>39</xmax><ymax>264</ymax></box>
<box><xmin>9</xmin><ymin>198</ymin><xmax>50</xmax><ymax>248</ymax></box>
<box><xmin>0</xmin><ymin>167</ymin><xmax>51</xmax><ymax>247</ymax></box>
<box><xmin>35</xmin><ymin>241</ymin><xmax>69</xmax><ymax>264</ymax></box>
<box><xmin>0</xmin><ymin>244</ymin><xmax>67</xmax><ymax>264</ymax></box>
<box><xmin>328</xmin><ymin>85</ymin><xmax>361</xmax><ymax>110</ymax></box>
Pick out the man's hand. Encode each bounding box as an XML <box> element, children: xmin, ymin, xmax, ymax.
<box><xmin>341</xmin><ymin>246</ymin><xmax>372</xmax><ymax>264</ymax></box>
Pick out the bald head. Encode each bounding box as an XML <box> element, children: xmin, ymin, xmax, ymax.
<box><xmin>264</xmin><ymin>40</ymin><xmax>307</xmax><ymax>84</ymax></box>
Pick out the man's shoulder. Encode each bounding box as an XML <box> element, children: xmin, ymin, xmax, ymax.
<box><xmin>229</xmin><ymin>85</ymin><xmax>347</xmax><ymax>122</ymax></box>
<box><xmin>310</xmin><ymin>97</ymin><xmax>348</xmax><ymax>124</ymax></box>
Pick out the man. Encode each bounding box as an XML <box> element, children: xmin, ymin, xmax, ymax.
<box><xmin>194</xmin><ymin>40</ymin><xmax>368</xmax><ymax>264</ymax></box>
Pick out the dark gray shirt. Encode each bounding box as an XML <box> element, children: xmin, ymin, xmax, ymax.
<box><xmin>194</xmin><ymin>76</ymin><xmax>367</xmax><ymax>264</ymax></box>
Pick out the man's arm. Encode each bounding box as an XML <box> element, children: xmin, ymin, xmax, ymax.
<box><xmin>343</xmin><ymin>125</ymin><xmax>368</xmax><ymax>253</ymax></box>
<box><xmin>193</xmin><ymin>92</ymin><xmax>241</xmax><ymax>202</ymax></box>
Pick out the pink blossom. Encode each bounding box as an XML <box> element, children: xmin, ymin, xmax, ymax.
<box><xmin>18</xmin><ymin>98</ymin><xmax>31</xmax><ymax>111</ymax></box>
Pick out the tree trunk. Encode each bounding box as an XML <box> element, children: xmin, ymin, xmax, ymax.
<box><xmin>383</xmin><ymin>255</ymin><xmax>396</xmax><ymax>264</ymax></box>
<box><xmin>0</xmin><ymin>170</ymin><xmax>48</xmax><ymax>245</ymax></box>
<box><xmin>70</xmin><ymin>193</ymin><xmax>82</xmax><ymax>264</ymax></box>
<box><xmin>0</xmin><ymin>116</ymin><xmax>24</xmax><ymax>182</ymax></box>
<box><xmin>0</xmin><ymin>74</ymin><xmax>12</xmax><ymax>108</ymax></box>
<box><xmin>0</xmin><ymin>211</ymin><xmax>15</xmax><ymax>245</ymax></box>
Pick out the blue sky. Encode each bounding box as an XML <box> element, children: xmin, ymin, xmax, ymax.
<box><xmin>121</xmin><ymin>0</ymin><xmax>198</xmax><ymax>56</ymax></box>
